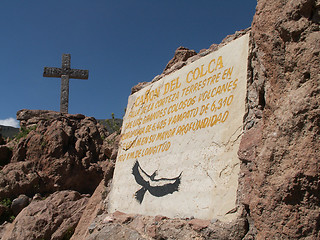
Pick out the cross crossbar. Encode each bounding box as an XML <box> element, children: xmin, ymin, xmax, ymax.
<box><xmin>43</xmin><ymin>67</ymin><xmax>88</xmax><ymax>79</ymax></box>
<box><xmin>43</xmin><ymin>54</ymin><xmax>89</xmax><ymax>113</ymax></box>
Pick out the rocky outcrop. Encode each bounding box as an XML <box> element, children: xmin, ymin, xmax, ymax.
<box><xmin>70</xmin><ymin>181</ymin><xmax>108</xmax><ymax>240</ymax></box>
<box><xmin>83</xmin><ymin>208</ymin><xmax>248</xmax><ymax>240</ymax></box>
<box><xmin>131</xmin><ymin>82</ymin><xmax>151</xmax><ymax>94</ymax></box>
<box><xmin>1</xmin><ymin>190</ymin><xmax>89</xmax><ymax>240</ymax></box>
<box><xmin>71</xmin><ymin>152</ymin><xmax>116</xmax><ymax>240</ymax></box>
<box><xmin>0</xmin><ymin>109</ymin><xmax>117</xmax><ymax>200</ymax></box>
<box><xmin>163</xmin><ymin>46</ymin><xmax>197</xmax><ymax>74</ymax></box>
<box><xmin>0</xmin><ymin>110</ymin><xmax>121</xmax><ymax>239</ymax></box>
<box><xmin>101</xmin><ymin>131</ymin><xmax>121</xmax><ymax>162</ymax></box>
<box><xmin>237</xmin><ymin>0</ymin><xmax>320</xmax><ymax>239</ymax></box>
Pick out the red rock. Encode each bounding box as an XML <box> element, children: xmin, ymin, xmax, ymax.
<box><xmin>154</xmin><ymin>215</ymin><xmax>168</xmax><ymax>222</ymax></box>
<box><xmin>237</xmin><ymin>0</ymin><xmax>320</xmax><ymax>239</ymax></box>
<box><xmin>131</xmin><ymin>82</ymin><xmax>151</xmax><ymax>94</ymax></box>
<box><xmin>112</xmin><ymin>211</ymin><xmax>133</xmax><ymax>224</ymax></box>
<box><xmin>71</xmin><ymin>181</ymin><xmax>107</xmax><ymax>240</ymax></box>
<box><xmin>0</xmin><ymin>110</ymin><xmax>117</xmax><ymax>200</ymax></box>
<box><xmin>146</xmin><ymin>224</ymin><xmax>156</xmax><ymax>238</ymax></box>
<box><xmin>163</xmin><ymin>46</ymin><xmax>197</xmax><ymax>74</ymax></box>
<box><xmin>1</xmin><ymin>190</ymin><xmax>89</xmax><ymax>240</ymax></box>
<box><xmin>238</xmin><ymin>121</ymin><xmax>263</xmax><ymax>163</ymax></box>
<box><xmin>188</xmin><ymin>219</ymin><xmax>210</xmax><ymax>231</ymax></box>
<box><xmin>128</xmin><ymin>217</ymin><xmax>146</xmax><ymax>234</ymax></box>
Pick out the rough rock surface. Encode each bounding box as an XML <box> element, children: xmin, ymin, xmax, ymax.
<box><xmin>238</xmin><ymin>0</ymin><xmax>320</xmax><ymax>239</ymax></box>
<box><xmin>72</xmin><ymin>157</ymin><xmax>115</xmax><ymax>240</ymax></box>
<box><xmin>163</xmin><ymin>46</ymin><xmax>197</xmax><ymax>74</ymax></box>
<box><xmin>0</xmin><ymin>109</ymin><xmax>116</xmax><ymax>200</ymax></box>
<box><xmin>71</xmin><ymin>181</ymin><xmax>108</xmax><ymax>240</ymax></box>
<box><xmin>1</xmin><ymin>190</ymin><xmax>89</xmax><ymax>240</ymax></box>
<box><xmin>0</xmin><ymin>222</ymin><xmax>9</xmax><ymax>239</ymax></box>
<box><xmin>0</xmin><ymin>110</ymin><xmax>120</xmax><ymax>239</ymax></box>
<box><xmin>101</xmin><ymin>131</ymin><xmax>121</xmax><ymax>161</ymax></box>
<box><xmin>84</xmin><ymin>208</ymin><xmax>248</xmax><ymax>240</ymax></box>
<box><xmin>131</xmin><ymin>82</ymin><xmax>151</xmax><ymax>94</ymax></box>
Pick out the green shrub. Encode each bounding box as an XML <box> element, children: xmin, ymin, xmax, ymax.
<box><xmin>106</xmin><ymin>113</ymin><xmax>120</xmax><ymax>134</ymax></box>
<box><xmin>0</xmin><ymin>198</ymin><xmax>12</xmax><ymax>207</ymax></box>
<box><xmin>15</xmin><ymin>125</ymin><xmax>37</xmax><ymax>141</ymax></box>
<box><xmin>0</xmin><ymin>198</ymin><xmax>15</xmax><ymax>224</ymax></box>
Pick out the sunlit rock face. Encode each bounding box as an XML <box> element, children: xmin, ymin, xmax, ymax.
<box><xmin>238</xmin><ymin>0</ymin><xmax>320</xmax><ymax>238</ymax></box>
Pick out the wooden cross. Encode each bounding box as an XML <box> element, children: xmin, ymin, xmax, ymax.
<box><xmin>43</xmin><ymin>54</ymin><xmax>89</xmax><ymax>113</ymax></box>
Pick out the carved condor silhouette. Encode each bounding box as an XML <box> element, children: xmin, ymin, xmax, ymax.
<box><xmin>132</xmin><ymin>160</ymin><xmax>182</xmax><ymax>204</ymax></box>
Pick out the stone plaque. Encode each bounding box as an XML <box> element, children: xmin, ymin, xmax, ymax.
<box><xmin>108</xmin><ymin>34</ymin><xmax>249</xmax><ymax>221</ymax></box>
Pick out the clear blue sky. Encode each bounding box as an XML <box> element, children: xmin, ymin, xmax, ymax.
<box><xmin>0</xmin><ymin>0</ymin><xmax>256</xmax><ymax>127</ymax></box>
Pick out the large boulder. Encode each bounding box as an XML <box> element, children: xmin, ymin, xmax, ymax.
<box><xmin>1</xmin><ymin>190</ymin><xmax>89</xmax><ymax>240</ymax></box>
<box><xmin>0</xmin><ymin>110</ymin><xmax>117</xmax><ymax>200</ymax></box>
<box><xmin>10</xmin><ymin>195</ymin><xmax>30</xmax><ymax>216</ymax></box>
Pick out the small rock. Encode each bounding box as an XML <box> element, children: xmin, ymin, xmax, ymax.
<box><xmin>32</xmin><ymin>193</ymin><xmax>42</xmax><ymax>201</ymax></box>
<box><xmin>112</xmin><ymin>211</ymin><xmax>133</xmax><ymax>224</ymax></box>
<box><xmin>211</xmin><ymin>218</ymin><xmax>218</xmax><ymax>224</ymax></box>
<box><xmin>96</xmin><ymin>208</ymin><xmax>103</xmax><ymax>216</ymax></box>
<box><xmin>163</xmin><ymin>46</ymin><xmax>197</xmax><ymax>74</ymax></box>
<box><xmin>88</xmin><ymin>223</ymin><xmax>96</xmax><ymax>234</ymax></box>
<box><xmin>103</xmin><ymin>216</ymin><xmax>113</xmax><ymax>223</ymax></box>
<box><xmin>154</xmin><ymin>215</ymin><xmax>168</xmax><ymax>222</ymax></box>
<box><xmin>11</xmin><ymin>194</ymin><xmax>30</xmax><ymax>216</ymax></box>
<box><xmin>188</xmin><ymin>219</ymin><xmax>210</xmax><ymax>231</ymax></box>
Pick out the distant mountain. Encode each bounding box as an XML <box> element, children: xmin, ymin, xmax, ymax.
<box><xmin>0</xmin><ymin>125</ymin><xmax>19</xmax><ymax>139</ymax></box>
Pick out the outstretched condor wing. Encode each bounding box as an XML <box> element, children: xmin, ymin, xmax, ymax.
<box><xmin>132</xmin><ymin>160</ymin><xmax>182</xmax><ymax>199</ymax></box>
<box><xmin>132</xmin><ymin>160</ymin><xmax>150</xmax><ymax>188</ymax></box>
<box><xmin>147</xmin><ymin>173</ymin><xmax>182</xmax><ymax>197</ymax></box>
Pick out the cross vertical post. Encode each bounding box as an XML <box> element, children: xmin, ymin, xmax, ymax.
<box><xmin>60</xmin><ymin>75</ymin><xmax>69</xmax><ymax>113</ymax></box>
<box><xmin>43</xmin><ymin>54</ymin><xmax>89</xmax><ymax>113</ymax></box>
